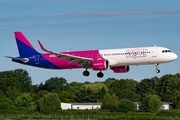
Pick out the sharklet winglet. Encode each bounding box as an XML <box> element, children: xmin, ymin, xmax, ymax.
<box><xmin>38</xmin><ymin>40</ymin><xmax>45</xmax><ymax>50</ymax></box>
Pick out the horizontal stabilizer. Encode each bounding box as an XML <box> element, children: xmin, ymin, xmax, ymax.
<box><xmin>4</xmin><ymin>56</ymin><xmax>29</xmax><ymax>62</ymax></box>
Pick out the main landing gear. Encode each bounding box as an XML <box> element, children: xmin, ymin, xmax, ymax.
<box><xmin>83</xmin><ymin>69</ymin><xmax>104</xmax><ymax>78</ymax></box>
<box><xmin>97</xmin><ymin>71</ymin><xmax>104</xmax><ymax>78</ymax></box>
<box><xmin>155</xmin><ymin>63</ymin><xmax>160</xmax><ymax>73</ymax></box>
<box><xmin>83</xmin><ymin>69</ymin><xmax>90</xmax><ymax>76</ymax></box>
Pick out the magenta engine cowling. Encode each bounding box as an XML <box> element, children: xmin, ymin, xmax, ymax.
<box><xmin>112</xmin><ymin>66</ymin><xmax>130</xmax><ymax>73</ymax></box>
<box><xmin>92</xmin><ymin>60</ymin><xmax>109</xmax><ymax>71</ymax></box>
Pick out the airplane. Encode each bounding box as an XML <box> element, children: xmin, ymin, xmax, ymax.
<box><xmin>5</xmin><ymin>32</ymin><xmax>178</xmax><ymax>78</ymax></box>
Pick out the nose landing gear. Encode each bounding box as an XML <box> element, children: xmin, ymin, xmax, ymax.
<box><xmin>155</xmin><ymin>64</ymin><xmax>160</xmax><ymax>73</ymax></box>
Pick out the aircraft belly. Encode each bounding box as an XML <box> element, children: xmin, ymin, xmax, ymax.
<box><xmin>56</xmin><ymin>59</ymin><xmax>82</xmax><ymax>69</ymax></box>
<box><xmin>105</xmin><ymin>55</ymin><xmax>149</xmax><ymax>66</ymax></box>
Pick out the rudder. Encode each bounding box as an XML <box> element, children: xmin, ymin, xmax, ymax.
<box><xmin>15</xmin><ymin>32</ymin><xmax>39</xmax><ymax>56</ymax></box>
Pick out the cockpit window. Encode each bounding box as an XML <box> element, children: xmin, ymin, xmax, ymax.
<box><xmin>162</xmin><ymin>50</ymin><xmax>171</xmax><ymax>53</ymax></box>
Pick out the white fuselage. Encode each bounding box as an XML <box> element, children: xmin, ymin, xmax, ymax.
<box><xmin>99</xmin><ymin>46</ymin><xmax>177</xmax><ymax>67</ymax></box>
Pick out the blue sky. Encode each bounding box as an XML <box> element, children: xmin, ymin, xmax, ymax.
<box><xmin>1</xmin><ymin>0</ymin><xmax>180</xmax><ymax>84</ymax></box>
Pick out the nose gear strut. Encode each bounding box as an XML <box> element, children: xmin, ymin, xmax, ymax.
<box><xmin>155</xmin><ymin>64</ymin><xmax>160</xmax><ymax>73</ymax></box>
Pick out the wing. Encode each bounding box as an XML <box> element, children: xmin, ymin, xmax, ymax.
<box><xmin>38</xmin><ymin>40</ymin><xmax>94</xmax><ymax>68</ymax></box>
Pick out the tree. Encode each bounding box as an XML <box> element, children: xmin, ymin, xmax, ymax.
<box><xmin>58</xmin><ymin>91</ymin><xmax>76</xmax><ymax>103</ymax></box>
<box><xmin>111</xmin><ymin>93</ymin><xmax>119</xmax><ymax>106</ymax></box>
<box><xmin>126</xmin><ymin>79</ymin><xmax>139</xmax><ymax>91</ymax></box>
<box><xmin>14</xmin><ymin>69</ymin><xmax>32</xmax><ymax>92</ymax></box>
<box><xmin>0</xmin><ymin>69</ymin><xmax>32</xmax><ymax>93</ymax></box>
<box><xmin>0</xmin><ymin>90</ymin><xmax>5</xmax><ymax>98</ymax></box>
<box><xmin>6</xmin><ymin>86</ymin><xmax>20</xmax><ymax>102</ymax></box>
<box><xmin>104</xmin><ymin>78</ymin><xmax>116</xmax><ymax>89</ymax></box>
<box><xmin>0</xmin><ymin>97</ymin><xmax>13</xmax><ymax>106</ymax></box>
<box><xmin>69</xmin><ymin>82</ymin><xmax>84</xmax><ymax>93</ymax></box>
<box><xmin>32</xmin><ymin>90</ymin><xmax>49</xmax><ymax>112</ymax></box>
<box><xmin>114</xmin><ymin>99</ymin><xmax>136</xmax><ymax>113</ymax></box>
<box><xmin>38</xmin><ymin>82</ymin><xmax>44</xmax><ymax>91</ymax></box>
<box><xmin>172</xmin><ymin>91</ymin><xmax>180</xmax><ymax>108</ymax></box>
<box><xmin>43</xmin><ymin>77</ymin><xmax>69</xmax><ymax>93</ymax></box>
<box><xmin>15</xmin><ymin>93</ymin><xmax>32</xmax><ymax>107</ymax></box>
<box><xmin>31</xmin><ymin>84</ymin><xmax>39</xmax><ymax>93</ymax></box>
<box><xmin>101</xmin><ymin>92</ymin><xmax>118</xmax><ymax>110</ymax></box>
<box><xmin>109</xmin><ymin>79</ymin><xmax>132</xmax><ymax>95</ymax></box>
<box><xmin>99</xmin><ymin>86</ymin><xmax>107</xmax><ymax>99</ymax></box>
<box><xmin>140</xmin><ymin>94</ymin><xmax>162</xmax><ymax>113</ymax></box>
<box><xmin>136</xmin><ymin>79</ymin><xmax>155</xmax><ymax>99</ymax></box>
<box><xmin>117</xmin><ymin>89</ymin><xmax>140</xmax><ymax>102</ymax></box>
<box><xmin>35</xmin><ymin>90</ymin><xmax>49</xmax><ymax>101</ymax></box>
<box><xmin>154</xmin><ymin>75</ymin><xmax>180</xmax><ymax>102</ymax></box>
<box><xmin>0</xmin><ymin>77</ymin><xmax>21</xmax><ymax>93</ymax></box>
<box><xmin>102</xmin><ymin>92</ymin><xmax>114</xmax><ymax>109</ymax></box>
<box><xmin>82</xmin><ymin>82</ymin><xmax>108</xmax><ymax>94</ymax></box>
<box><xmin>75</xmin><ymin>87</ymin><xmax>98</xmax><ymax>103</ymax></box>
<box><xmin>0</xmin><ymin>98</ymin><xmax>12</xmax><ymax>111</ymax></box>
<box><xmin>0</xmin><ymin>102</ymin><xmax>10</xmax><ymax>110</ymax></box>
<box><xmin>81</xmin><ymin>82</ymin><xmax>109</xmax><ymax>102</ymax></box>
<box><xmin>161</xmin><ymin>94</ymin><xmax>172</xmax><ymax>102</ymax></box>
<box><xmin>40</xmin><ymin>93</ymin><xmax>61</xmax><ymax>114</ymax></box>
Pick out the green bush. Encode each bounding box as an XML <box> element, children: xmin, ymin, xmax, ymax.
<box><xmin>140</xmin><ymin>95</ymin><xmax>162</xmax><ymax>113</ymax></box>
<box><xmin>114</xmin><ymin>99</ymin><xmax>136</xmax><ymax>113</ymax></box>
<box><xmin>40</xmin><ymin>93</ymin><xmax>61</xmax><ymax>114</ymax></box>
<box><xmin>0</xmin><ymin>102</ymin><xmax>10</xmax><ymax>110</ymax></box>
<box><xmin>97</xmin><ymin>115</ymin><xmax>174</xmax><ymax>120</ymax></box>
<box><xmin>157</xmin><ymin>109</ymin><xmax>177</xmax><ymax>116</ymax></box>
<box><xmin>15</xmin><ymin>93</ymin><xmax>32</xmax><ymax>107</ymax></box>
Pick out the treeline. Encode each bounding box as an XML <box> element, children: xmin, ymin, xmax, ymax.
<box><xmin>1</xmin><ymin>69</ymin><xmax>180</xmax><ymax>114</ymax></box>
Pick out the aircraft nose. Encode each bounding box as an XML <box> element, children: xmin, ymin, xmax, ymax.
<box><xmin>172</xmin><ymin>53</ymin><xmax>178</xmax><ymax>61</ymax></box>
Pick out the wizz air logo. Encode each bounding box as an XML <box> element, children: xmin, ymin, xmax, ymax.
<box><xmin>126</xmin><ymin>48</ymin><xmax>148</xmax><ymax>59</ymax></box>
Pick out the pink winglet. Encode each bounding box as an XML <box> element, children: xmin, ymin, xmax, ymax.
<box><xmin>38</xmin><ymin>40</ymin><xmax>45</xmax><ymax>50</ymax></box>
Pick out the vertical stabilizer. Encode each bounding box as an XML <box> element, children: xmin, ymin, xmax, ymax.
<box><xmin>15</xmin><ymin>32</ymin><xmax>39</xmax><ymax>56</ymax></box>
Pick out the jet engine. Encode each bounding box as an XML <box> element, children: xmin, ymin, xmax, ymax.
<box><xmin>92</xmin><ymin>60</ymin><xmax>109</xmax><ymax>70</ymax></box>
<box><xmin>112</xmin><ymin>66</ymin><xmax>130</xmax><ymax>73</ymax></box>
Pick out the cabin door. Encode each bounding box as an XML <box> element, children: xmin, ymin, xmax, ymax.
<box><xmin>152</xmin><ymin>48</ymin><xmax>157</xmax><ymax>57</ymax></box>
<box><xmin>35</xmin><ymin>55</ymin><xmax>40</xmax><ymax>64</ymax></box>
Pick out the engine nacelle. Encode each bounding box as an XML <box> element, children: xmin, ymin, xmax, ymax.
<box><xmin>112</xmin><ymin>66</ymin><xmax>130</xmax><ymax>73</ymax></box>
<box><xmin>92</xmin><ymin>60</ymin><xmax>109</xmax><ymax>71</ymax></box>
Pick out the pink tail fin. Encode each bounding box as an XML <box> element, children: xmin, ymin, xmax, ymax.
<box><xmin>14</xmin><ymin>32</ymin><xmax>39</xmax><ymax>56</ymax></box>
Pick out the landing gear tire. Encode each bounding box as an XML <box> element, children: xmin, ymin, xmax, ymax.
<box><xmin>97</xmin><ymin>71</ymin><xmax>104</xmax><ymax>78</ymax></box>
<box><xmin>156</xmin><ymin>69</ymin><xmax>160</xmax><ymax>73</ymax></box>
<box><xmin>83</xmin><ymin>70</ymin><xmax>90</xmax><ymax>76</ymax></box>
